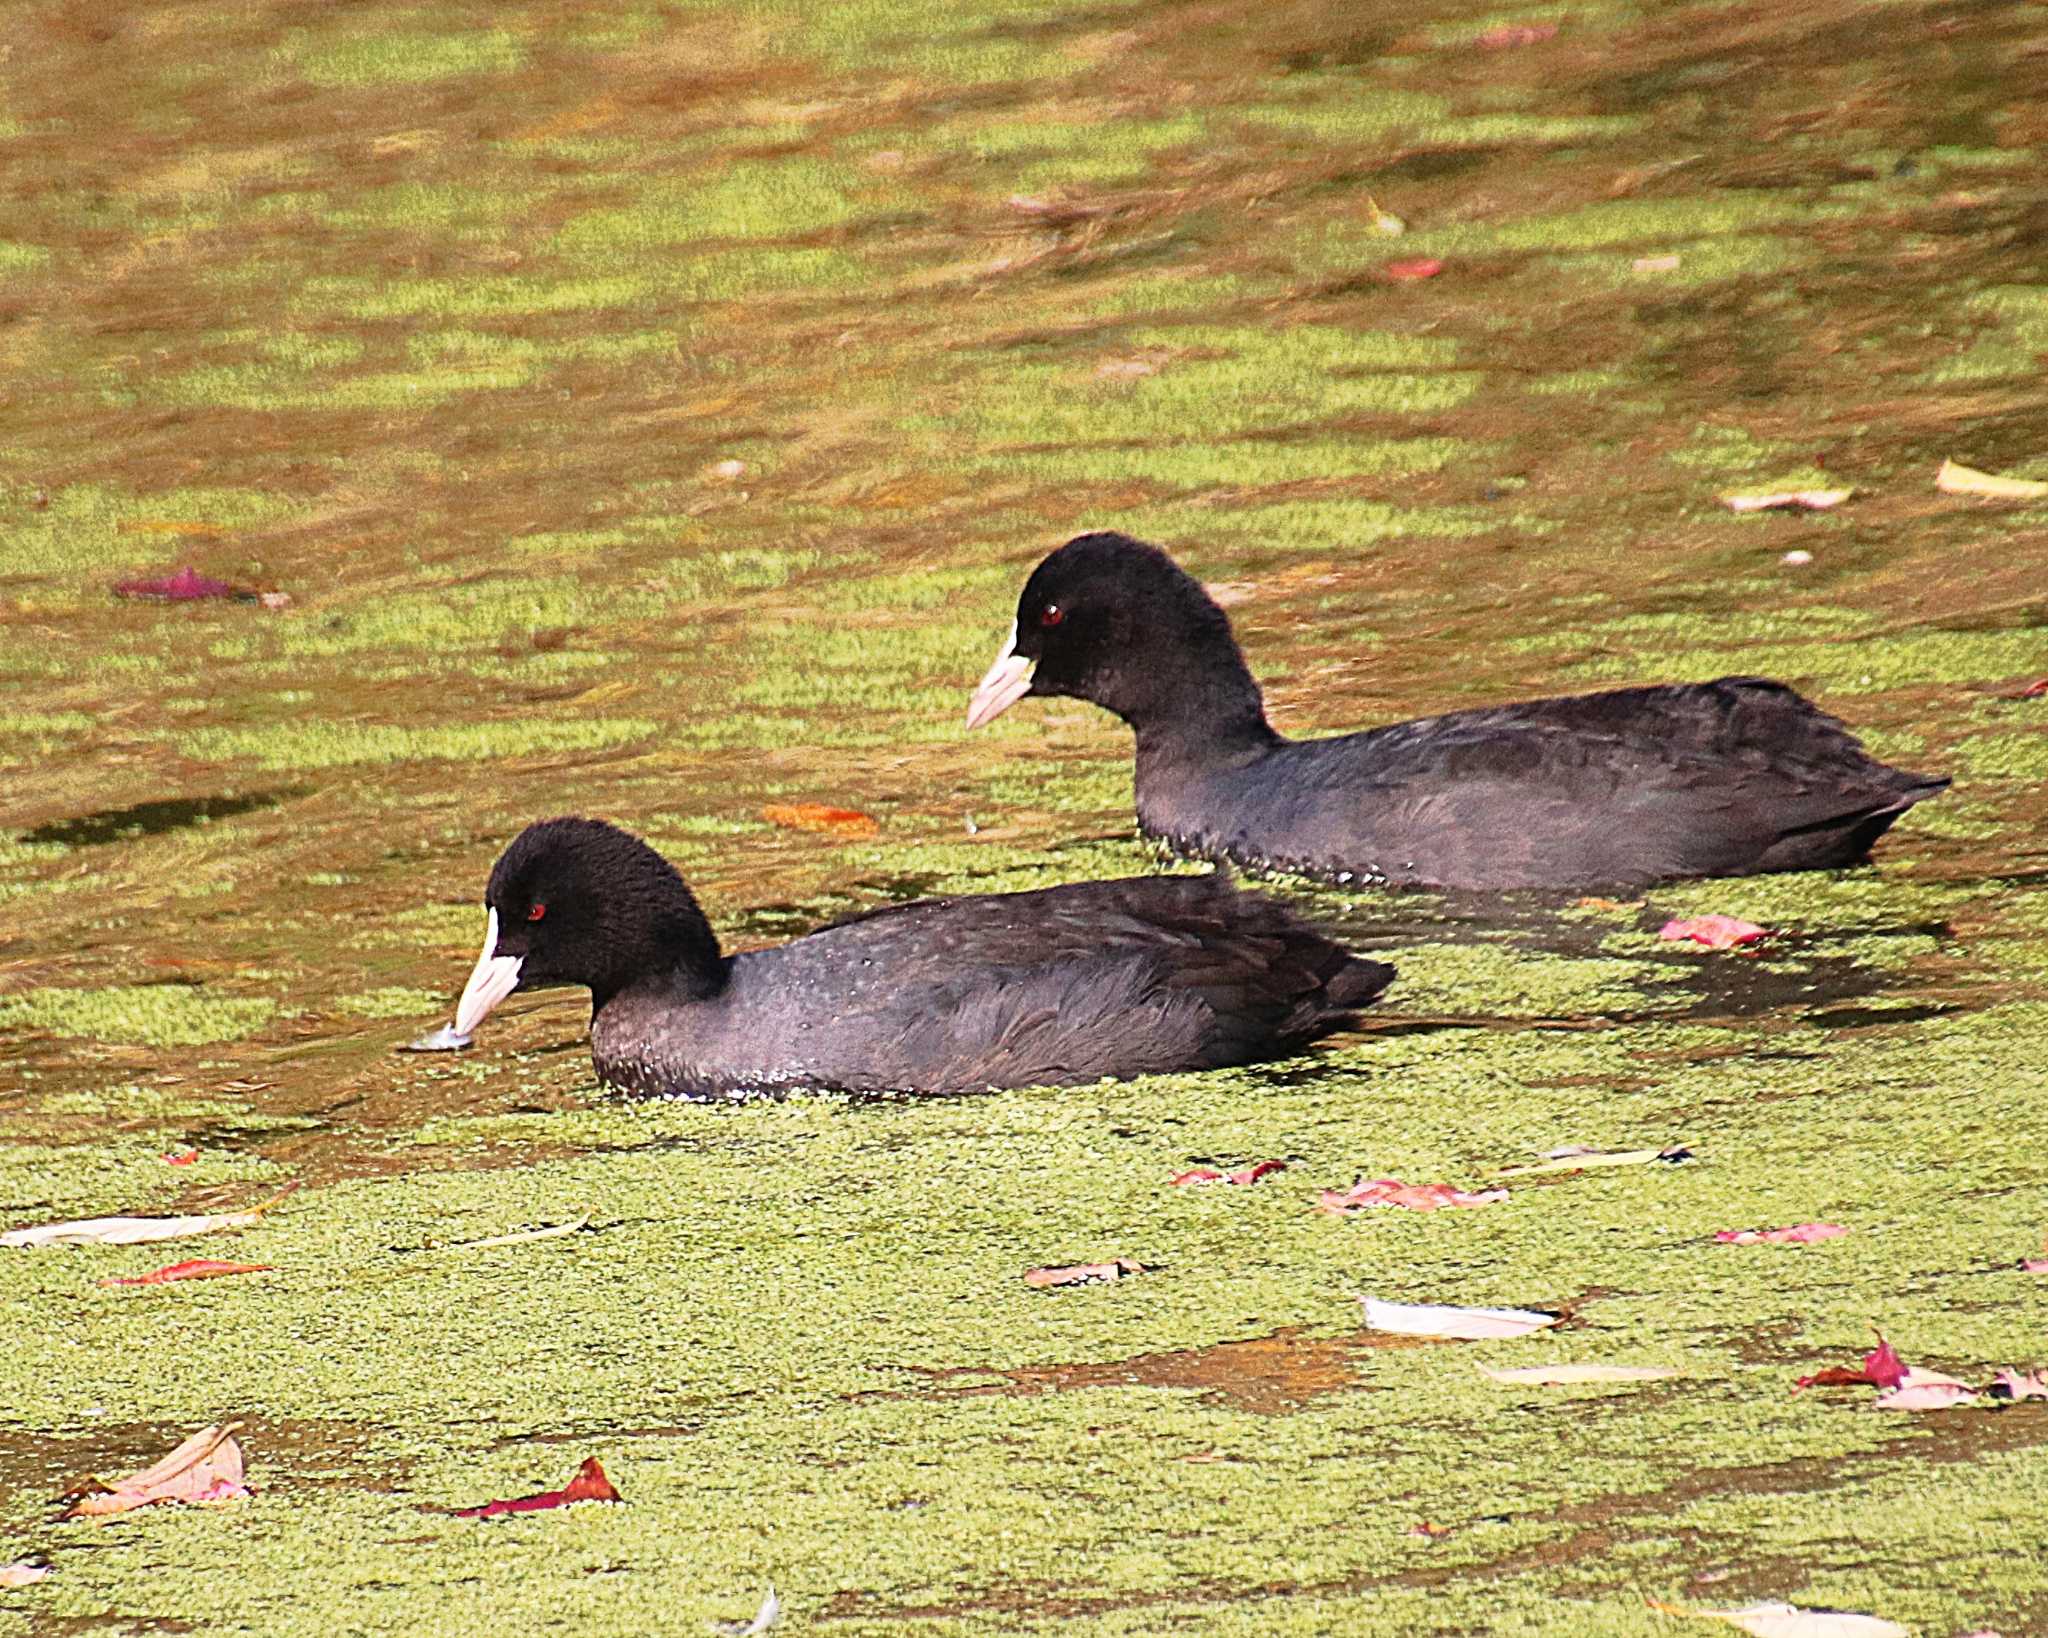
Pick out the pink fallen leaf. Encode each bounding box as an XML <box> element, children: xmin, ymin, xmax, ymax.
<box><xmin>451</xmin><ymin>1456</ymin><xmax>621</xmax><ymax>1519</ymax></box>
<box><xmin>161</xmin><ymin>1147</ymin><xmax>199</xmax><ymax>1166</ymax></box>
<box><xmin>3</xmin><ymin>1185</ymin><xmax>296</xmax><ymax>1248</ymax></box>
<box><xmin>1991</xmin><ymin>1369</ymin><xmax>2048</xmax><ymax>1402</ymax></box>
<box><xmin>1633</xmin><ymin>253</ymin><xmax>1682</xmax><ymax>273</ymax></box>
<box><xmin>1320</xmin><ymin>1178</ymin><xmax>1507</xmax><ymax>1213</ymax></box>
<box><xmin>1474</xmin><ymin>21</ymin><xmax>1558</xmax><ymax>47</ymax></box>
<box><xmin>1873</xmin><ymin>1375</ymin><xmax>1978</xmax><ymax>1411</ymax></box>
<box><xmin>1173</xmin><ymin>1160</ymin><xmax>1286</xmax><ymax>1187</ymax></box>
<box><xmin>99</xmin><ymin>1259</ymin><xmax>274</xmax><ymax>1288</ymax></box>
<box><xmin>0</xmin><ymin>1562</ymin><xmax>48</xmax><ymax>1587</ymax></box>
<box><xmin>1646</xmin><ymin>1598</ymin><xmax>1907</xmax><ymax>1637</ymax></box>
<box><xmin>1660</xmin><ymin>915</ymin><xmax>1767</xmax><ymax>951</ymax></box>
<box><xmin>2015</xmin><ymin>677</ymin><xmax>2048</xmax><ymax>699</ymax></box>
<box><xmin>2021</xmin><ymin>1237</ymin><xmax>2048</xmax><ymax>1272</ymax></box>
<box><xmin>1715</xmin><ymin>1223</ymin><xmax>1847</xmax><ymax>1245</ymax></box>
<box><xmin>1025</xmin><ymin>1259</ymin><xmax>1144</xmax><ymax>1288</ymax></box>
<box><xmin>1720</xmin><ymin>488</ymin><xmax>1852</xmax><ymax>513</ymax></box>
<box><xmin>1498</xmin><ymin>1144</ymin><xmax>1692</xmax><ymax>1177</ymax></box>
<box><xmin>63</xmin><ymin>1423</ymin><xmax>249</xmax><ymax>1519</ymax></box>
<box><xmin>1384</xmin><ymin>258</ymin><xmax>1444</xmax><ymax>281</ymax></box>
<box><xmin>112</xmin><ymin>565</ymin><xmax>288</xmax><ymax>607</ymax></box>
<box><xmin>1363</xmin><ymin>1297</ymin><xmax>1557</xmax><ymax>1339</ymax></box>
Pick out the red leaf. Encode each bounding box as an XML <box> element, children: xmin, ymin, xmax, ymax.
<box><xmin>1384</xmin><ymin>258</ymin><xmax>1444</xmax><ymax>281</ymax></box>
<box><xmin>1715</xmin><ymin>1223</ymin><xmax>1847</xmax><ymax>1245</ymax></box>
<box><xmin>453</xmin><ymin>1457</ymin><xmax>621</xmax><ymax>1519</ymax></box>
<box><xmin>1659</xmin><ymin>915</ymin><xmax>1767</xmax><ymax>950</ymax></box>
<box><xmin>1318</xmin><ymin>1178</ymin><xmax>1507</xmax><ymax>1214</ymax></box>
<box><xmin>1474</xmin><ymin>21</ymin><xmax>1557</xmax><ymax>47</ymax></box>
<box><xmin>2018</xmin><ymin>677</ymin><xmax>2048</xmax><ymax>698</ymax></box>
<box><xmin>1793</xmin><ymin>1329</ymin><xmax>1905</xmax><ymax>1393</ymax></box>
<box><xmin>1172</xmin><ymin>1160</ymin><xmax>1286</xmax><ymax>1187</ymax></box>
<box><xmin>112</xmin><ymin>566</ymin><xmax>285</xmax><ymax>607</ymax></box>
<box><xmin>162</xmin><ymin>1147</ymin><xmax>199</xmax><ymax>1166</ymax></box>
<box><xmin>1024</xmin><ymin>1259</ymin><xmax>1144</xmax><ymax>1288</ymax></box>
<box><xmin>100</xmin><ymin>1260</ymin><xmax>273</xmax><ymax>1288</ymax></box>
<box><xmin>759</xmin><ymin>803</ymin><xmax>879</xmax><ymax>838</ymax></box>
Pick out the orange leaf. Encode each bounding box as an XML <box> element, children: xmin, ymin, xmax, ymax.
<box><xmin>760</xmin><ymin>803</ymin><xmax>879</xmax><ymax>838</ymax></box>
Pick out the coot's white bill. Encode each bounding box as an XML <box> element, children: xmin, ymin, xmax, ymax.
<box><xmin>965</xmin><ymin>622</ymin><xmax>1034</xmax><ymax>729</ymax></box>
<box><xmin>454</xmin><ymin>907</ymin><xmax>524</xmax><ymax>1035</ymax></box>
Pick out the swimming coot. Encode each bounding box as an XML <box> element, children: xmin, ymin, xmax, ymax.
<box><xmin>451</xmin><ymin>816</ymin><xmax>1393</xmax><ymax>1099</ymax></box>
<box><xmin>966</xmin><ymin>532</ymin><xmax>1948</xmax><ymax>891</ymax></box>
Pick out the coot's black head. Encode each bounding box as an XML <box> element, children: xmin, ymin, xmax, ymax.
<box><xmin>454</xmin><ymin>817</ymin><xmax>722</xmax><ymax>1033</ymax></box>
<box><xmin>965</xmin><ymin>532</ymin><xmax>1268</xmax><ymax>741</ymax></box>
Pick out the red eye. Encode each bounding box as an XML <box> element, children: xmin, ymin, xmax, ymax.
<box><xmin>1039</xmin><ymin>603</ymin><xmax>1065</xmax><ymax>628</ymax></box>
<box><xmin>527</xmin><ymin>904</ymin><xmax>546</xmax><ymax>922</ymax></box>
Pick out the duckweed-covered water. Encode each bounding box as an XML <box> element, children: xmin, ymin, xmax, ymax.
<box><xmin>2</xmin><ymin>0</ymin><xmax>2046</xmax><ymax>1633</ymax></box>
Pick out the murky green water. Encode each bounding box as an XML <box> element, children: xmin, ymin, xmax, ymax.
<box><xmin>3</xmin><ymin>0</ymin><xmax>2046</xmax><ymax>1633</ymax></box>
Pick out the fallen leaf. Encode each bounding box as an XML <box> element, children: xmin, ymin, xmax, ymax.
<box><xmin>1872</xmin><ymin>1376</ymin><xmax>1979</xmax><ymax>1411</ymax></box>
<box><xmin>1720</xmin><ymin>488</ymin><xmax>1852</xmax><ymax>513</ymax></box>
<box><xmin>1936</xmin><ymin>457</ymin><xmax>2048</xmax><ymax>500</ymax></box>
<box><xmin>452</xmin><ymin>1456</ymin><xmax>621</xmax><ymax>1519</ymax></box>
<box><xmin>63</xmin><ymin>1423</ymin><xmax>250</xmax><ymax>1519</ymax></box>
<box><xmin>1795</xmin><ymin>1331</ymin><xmax>1905</xmax><ymax>1394</ymax></box>
<box><xmin>1480</xmin><ymin>1364</ymin><xmax>1678</xmax><ymax>1385</ymax></box>
<box><xmin>1384</xmin><ymin>257</ymin><xmax>1444</xmax><ymax>281</ymax></box>
<box><xmin>1319</xmin><ymin>1178</ymin><xmax>1507</xmax><ymax>1213</ymax></box>
<box><xmin>705</xmin><ymin>458</ymin><xmax>748</xmax><ymax>482</ymax></box>
<box><xmin>1633</xmin><ymin>253</ymin><xmax>1682</xmax><ymax>273</ymax></box>
<box><xmin>1646</xmin><ymin>1597</ymin><xmax>1907</xmax><ymax>1637</ymax></box>
<box><xmin>445</xmin><ymin>1217</ymin><xmax>590</xmax><ymax>1251</ymax></box>
<box><xmin>161</xmin><ymin>1148</ymin><xmax>199</xmax><ymax>1166</ymax></box>
<box><xmin>1362</xmin><ymin>1297</ymin><xmax>1558</xmax><ymax>1339</ymax></box>
<box><xmin>1660</xmin><ymin>915</ymin><xmax>1768</xmax><ymax>950</ymax></box>
<box><xmin>99</xmin><ymin>1259</ymin><xmax>274</xmax><ymax>1288</ymax></box>
<box><xmin>1498</xmin><ymin>1144</ymin><xmax>1693</xmax><ymax>1177</ymax></box>
<box><xmin>1475</xmin><ymin>21</ymin><xmax>1558</xmax><ymax>47</ymax></box>
<box><xmin>3</xmin><ymin>1185</ymin><xmax>296</xmax><ymax>1249</ymax></box>
<box><xmin>399</xmin><ymin>1023</ymin><xmax>473</xmax><ymax>1053</ymax></box>
<box><xmin>1991</xmin><ymin>1369</ymin><xmax>2048</xmax><ymax>1402</ymax></box>
<box><xmin>1406</xmin><ymin>1520</ymin><xmax>1453</xmax><ymax>1539</ymax></box>
<box><xmin>760</xmin><ymin>802</ymin><xmax>879</xmax><ymax>838</ymax></box>
<box><xmin>1173</xmin><ymin>1160</ymin><xmax>1287</xmax><ymax>1187</ymax></box>
<box><xmin>1715</xmin><ymin>1223</ymin><xmax>1847</xmax><ymax>1245</ymax></box>
<box><xmin>2014</xmin><ymin>677</ymin><xmax>2048</xmax><ymax>699</ymax></box>
<box><xmin>112</xmin><ymin>565</ymin><xmax>287</xmax><ymax>607</ymax></box>
<box><xmin>1025</xmin><ymin>1259</ymin><xmax>1144</xmax><ymax>1288</ymax></box>
<box><xmin>1363</xmin><ymin>194</ymin><xmax>1406</xmax><ymax>236</ymax></box>
<box><xmin>1781</xmin><ymin>549</ymin><xmax>1814</xmax><ymax>566</ymax></box>
<box><xmin>0</xmin><ymin>1561</ymin><xmax>48</xmax><ymax>1587</ymax></box>
<box><xmin>708</xmin><ymin>1587</ymin><xmax>781</xmax><ymax>1637</ymax></box>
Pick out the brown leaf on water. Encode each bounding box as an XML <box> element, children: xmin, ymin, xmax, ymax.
<box><xmin>450</xmin><ymin>1456</ymin><xmax>621</xmax><ymax>1519</ymax></box>
<box><xmin>1025</xmin><ymin>1259</ymin><xmax>1144</xmax><ymax>1289</ymax></box>
<box><xmin>760</xmin><ymin>803</ymin><xmax>880</xmax><ymax>838</ymax></box>
<box><xmin>63</xmin><ymin>1423</ymin><xmax>250</xmax><ymax>1518</ymax></box>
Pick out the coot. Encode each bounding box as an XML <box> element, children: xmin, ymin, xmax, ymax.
<box><xmin>451</xmin><ymin>816</ymin><xmax>1392</xmax><ymax>1099</ymax></box>
<box><xmin>966</xmin><ymin>532</ymin><xmax>1947</xmax><ymax>891</ymax></box>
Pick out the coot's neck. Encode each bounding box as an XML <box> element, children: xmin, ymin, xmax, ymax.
<box><xmin>1124</xmin><ymin>646</ymin><xmax>1284</xmax><ymax>775</ymax></box>
<box><xmin>588</xmin><ymin>881</ymin><xmax>730</xmax><ymax>1013</ymax></box>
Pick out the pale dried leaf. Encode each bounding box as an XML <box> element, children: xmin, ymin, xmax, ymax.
<box><xmin>1499</xmin><ymin>1145</ymin><xmax>1692</xmax><ymax>1177</ymax></box>
<box><xmin>448</xmin><ymin>1217</ymin><xmax>590</xmax><ymax>1251</ymax></box>
<box><xmin>1645</xmin><ymin>1598</ymin><xmax>1907</xmax><ymax>1637</ymax></box>
<box><xmin>0</xmin><ymin>1562</ymin><xmax>48</xmax><ymax>1587</ymax></box>
<box><xmin>1721</xmin><ymin>489</ymin><xmax>1852</xmax><ymax>513</ymax></box>
<box><xmin>1936</xmin><ymin>457</ymin><xmax>2048</xmax><ymax>500</ymax></box>
<box><xmin>709</xmin><ymin>1587</ymin><xmax>781</xmax><ymax>1637</ymax></box>
<box><xmin>1363</xmin><ymin>1298</ymin><xmax>1558</xmax><ymax>1339</ymax></box>
<box><xmin>64</xmin><ymin>1423</ymin><xmax>249</xmax><ymax>1519</ymax></box>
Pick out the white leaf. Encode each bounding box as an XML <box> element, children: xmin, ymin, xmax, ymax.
<box><xmin>1721</xmin><ymin>488</ymin><xmax>1852</xmax><ymax>513</ymax></box>
<box><xmin>708</xmin><ymin>1587</ymin><xmax>779</xmax><ymax>1637</ymax></box>
<box><xmin>3</xmin><ymin>1187</ymin><xmax>293</xmax><ymax>1249</ymax></box>
<box><xmin>1651</xmin><ymin>1599</ymin><xmax>1908</xmax><ymax>1637</ymax></box>
<box><xmin>1362</xmin><ymin>1298</ymin><xmax>1558</xmax><ymax>1339</ymax></box>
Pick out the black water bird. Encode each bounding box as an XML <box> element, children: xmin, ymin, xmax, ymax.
<box><xmin>966</xmin><ymin>532</ymin><xmax>1948</xmax><ymax>891</ymax></box>
<box><xmin>451</xmin><ymin>816</ymin><xmax>1392</xmax><ymax>1098</ymax></box>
